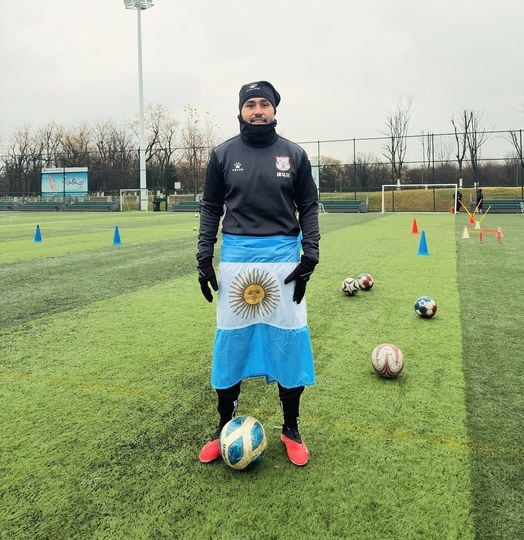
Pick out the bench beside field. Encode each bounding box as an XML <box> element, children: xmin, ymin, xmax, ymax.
<box><xmin>319</xmin><ymin>199</ymin><xmax>368</xmax><ymax>212</ymax></box>
<box><xmin>471</xmin><ymin>199</ymin><xmax>524</xmax><ymax>214</ymax></box>
<box><xmin>169</xmin><ymin>201</ymin><xmax>201</xmax><ymax>212</ymax></box>
<box><xmin>65</xmin><ymin>201</ymin><xmax>120</xmax><ymax>211</ymax></box>
<box><xmin>0</xmin><ymin>201</ymin><xmax>120</xmax><ymax>211</ymax></box>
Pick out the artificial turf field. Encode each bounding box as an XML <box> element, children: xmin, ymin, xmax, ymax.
<box><xmin>0</xmin><ymin>211</ymin><xmax>522</xmax><ymax>539</ymax></box>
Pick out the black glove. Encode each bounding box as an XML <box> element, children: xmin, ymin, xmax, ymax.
<box><xmin>284</xmin><ymin>256</ymin><xmax>317</xmax><ymax>304</ymax></box>
<box><xmin>197</xmin><ymin>259</ymin><xmax>218</xmax><ymax>303</ymax></box>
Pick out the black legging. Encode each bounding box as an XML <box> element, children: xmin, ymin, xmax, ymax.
<box><xmin>216</xmin><ymin>382</ymin><xmax>304</xmax><ymax>428</ymax></box>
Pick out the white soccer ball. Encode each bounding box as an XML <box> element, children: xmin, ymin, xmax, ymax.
<box><xmin>220</xmin><ymin>415</ymin><xmax>267</xmax><ymax>470</ymax></box>
<box><xmin>371</xmin><ymin>343</ymin><xmax>404</xmax><ymax>378</ymax></box>
<box><xmin>357</xmin><ymin>272</ymin><xmax>374</xmax><ymax>290</ymax></box>
<box><xmin>341</xmin><ymin>277</ymin><xmax>359</xmax><ymax>296</ymax></box>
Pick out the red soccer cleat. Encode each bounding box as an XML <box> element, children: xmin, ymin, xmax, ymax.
<box><xmin>281</xmin><ymin>427</ymin><xmax>310</xmax><ymax>466</ymax></box>
<box><xmin>199</xmin><ymin>438</ymin><xmax>221</xmax><ymax>463</ymax></box>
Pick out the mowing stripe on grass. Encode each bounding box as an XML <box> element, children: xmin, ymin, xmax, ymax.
<box><xmin>1</xmin><ymin>212</ymin><xmax>476</xmax><ymax>538</ymax></box>
<box><xmin>456</xmin><ymin>214</ymin><xmax>524</xmax><ymax>539</ymax></box>
<box><xmin>0</xmin><ymin>213</ymin><xmax>202</xmax><ymax>327</ymax></box>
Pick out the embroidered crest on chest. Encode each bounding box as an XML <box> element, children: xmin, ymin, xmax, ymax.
<box><xmin>275</xmin><ymin>156</ymin><xmax>291</xmax><ymax>172</ymax></box>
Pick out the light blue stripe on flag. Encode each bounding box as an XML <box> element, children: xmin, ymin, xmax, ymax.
<box><xmin>211</xmin><ymin>233</ymin><xmax>315</xmax><ymax>389</ymax></box>
<box><xmin>220</xmin><ymin>234</ymin><xmax>301</xmax><ymax>263</ymax></box>
<box><xmin>211</xmin><ymin>323</ymin><xmax>315</xmax><ymax>389</ymax></box>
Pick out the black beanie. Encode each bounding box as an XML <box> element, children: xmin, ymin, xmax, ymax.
<box><xmin>238</xmin><ymin>81</ymin><xmax>281</xmax><ymax>111</ymax></box>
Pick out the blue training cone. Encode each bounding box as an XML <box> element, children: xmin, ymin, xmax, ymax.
<box><xmin>417</xmin><ymin>230</ymin><xmax>429</xmax><ymax>256</ymax></box>
<box><xmin>33</xmin><ymin>224</ymin><xmax>43</xmax><ymax>243</ymax></box>
<box><xmin>112</xmin><ymin>225</ymin><xmax>121</xmax><ymax>245</ymax></box>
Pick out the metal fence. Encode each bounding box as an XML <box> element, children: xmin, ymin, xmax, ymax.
<box><xmin>300</xmin><ymin>129</ymin><xmax>523</xmax><ymax>196</ymax></box>
<box><xmin>1</xmin><ymin>129</ymin><xmax>522</xmax><ymax>199</ymax></box>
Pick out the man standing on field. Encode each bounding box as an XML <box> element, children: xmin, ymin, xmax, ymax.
<box><xmin>196</xmin><ymin>81</ymin><xmax>320</xmax><ymax>466</ymax></box>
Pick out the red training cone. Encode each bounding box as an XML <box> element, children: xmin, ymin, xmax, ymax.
<box><xmin>469</xmin><ymin>214</ymin><xmax>475</xmax><ymax>224</ymax></box>
<box><xmin>411</xmin><ymin>219</ymin><xmax>419</xmax><ymax>234</ymax></box>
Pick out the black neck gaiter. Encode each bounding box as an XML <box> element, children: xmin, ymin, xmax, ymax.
<box><xmin>238</xmin><ymin>116</ymin><xmax>278</xmax><ymax>147</ymax></box>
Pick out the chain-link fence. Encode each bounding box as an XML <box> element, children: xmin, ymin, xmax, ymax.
<box><xmin>1</xmin><ymin>129</ymin><xmax>522</xmax><ymax>200</ymax></box>
<box><xmin>300</xmin><ymin>129</ymin><xmax>523</xmax><ymax>198</ymax></box>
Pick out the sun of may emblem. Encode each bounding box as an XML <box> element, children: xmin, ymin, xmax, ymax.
<box><xmin>229</xmin><ymin>268</ymin><xmax>280</xmax><ymax>319</ymax></box>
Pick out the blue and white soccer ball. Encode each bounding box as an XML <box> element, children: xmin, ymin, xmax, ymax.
<box><xmin>414</xmin><ymin>296</ymin><xmax>438</xmax><ymax>318</ymax></box>
<box><xmin>341</xmin><ymin>277</ymin><xmax>359</xmax><ymax>296</ymax></box>
<box><xmin>220</xmin><ymin>415</ymin><xmax>267</xmax><ymax>470</ymax></box>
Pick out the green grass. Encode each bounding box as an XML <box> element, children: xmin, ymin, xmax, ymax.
<box><xmin>0</xmin><ymin>211</ymin><xmax>522</xmax><ymax>539</ymax></box>
<box><xmin>456</xmin><ymin>215</ymin><xmax>524</xmax><ymax>538</ymax></box>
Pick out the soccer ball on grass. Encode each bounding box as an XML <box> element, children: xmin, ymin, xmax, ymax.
<box><xmin>371</xmin><ymin>343</ymin><xmax>404</xmax><ymax>378</ymax></box>
<box><xmin>341</xmin><ymin>277</ymin><xmax>359</xmax><ymax>296</ymax></box>
<box><xmin>414</xmin><ymin>296</ymin><xmax>437</xmax><ymax>318</ymax></box>
<box><xmin>357</xmin><ymin>273</ymin><xmax>374</xmax><ymax>290</ymax></box>
<box><xmin>220</xmin><ymin>415</ymin><xmax>267</xmax><ymax>470</ymax></box>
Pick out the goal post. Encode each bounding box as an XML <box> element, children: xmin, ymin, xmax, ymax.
<box><xmin>119</xmin><ymin>189</ymin><xmax>155</xmax><ymax>211</ymax></box>
<box><xmin>381</xmin><ymin>183</ymin><xmax>458</xmax><ymax>214</ymax></box>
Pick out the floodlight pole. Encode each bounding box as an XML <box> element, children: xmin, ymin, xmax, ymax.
<box><xmin>124</xmin><ymin>1</ymin><xmax>154</xmax><ymax>211</ymax></box>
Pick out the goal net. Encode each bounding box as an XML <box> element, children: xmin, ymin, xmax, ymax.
<box><xmin>119</xmin><ymin>189</ymin><xmax>154</xmax><ymax>211</ymax></box>
<box><xmin>381</xmin><ymin>183</ymin><xmax>458</xmax><ymax>213</ymax></box>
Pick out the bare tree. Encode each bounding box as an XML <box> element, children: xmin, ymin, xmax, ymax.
<box><xmin>2</xmin><ymin>127</ymin><xmax>43</xmax><ymax>194</ymax></box>
<box><xmin>92</xmin><ymin>120</ymin><xmax>134</xmax><ymax>191</ymax></box>
<box><xmin>147</xmin><ymin>104</ymin><xmax>180</xmax><ymax>191</ymax></box>
<box><xmin>59</xmin><ymin>123</ymin><xmax>92</xmax><ymax>167</ymax></box>
<box><xmin>466</xmin><ymin>111</ymin><xmax>490</xmax><ymax>184</ymax></box>
<box><xmin>319</xmin><ymin>156</ymin><xmax>345</xmax><ymax>192</ymax></box>
<box><xmin>35</xmin><ymin>122</ymin><xmax>63</xmax><ymax>167</ymax></box>
<box><xmin>506</xmin><ymin>129</ymin><xmax>523</xmax><ymax>186</ymax></box>
<box><xmin>129</xmin><ymin>104</ymin><xmax>182</xmax><ymax>191</ymax></box>
<box><xmin>353</xmin><ymin>153</ymin><xmax>389</xmax><ymax>189</ymax></box>
<box><xmin>435</xmin><ymin>135</ymin><xmax>453</xmax><ymax>165</ymax></box>
<box><xmin>452</xmin><ymin>110</ymin><xmax>490</xmax><ymax>184</ymax></box>
<box><xmin>382</xmin><ymin>96</ymin><xmax>413</xmax><ymax>183</ymax></box>
<box><xmin>451</xmin><ymin>110</ymin><xmax>472</xmax><ymax>183</ymax></box>
<box><xmin>507</xmin><ymin>130</ymin><xmax>523</xmax><ymax>157</ymax></box>
<box><xmin>181</xmin><ymin>105</ymin><xmax>220</xmax><ymax>196</ymax></box>
<box><xmin>420</xmin><ymin>131</ymin><xmax>434</xmax><ymax>183</ymax></box>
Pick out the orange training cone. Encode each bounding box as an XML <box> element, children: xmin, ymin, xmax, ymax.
<box><xmin>469</xmin><ymin>214</ymin><xmax>475</xmax><ymax>224</ymax></box>
<box><xmin>411</xmin><ymin>219</ymin><xmax>419</xmax><ymax>234</ymax></box>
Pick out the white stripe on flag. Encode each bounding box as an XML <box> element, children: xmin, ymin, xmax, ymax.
<box><xmin>217</xmin><ymin>262</ymin><xmax>307</xmax><ymax>330</ymax></box>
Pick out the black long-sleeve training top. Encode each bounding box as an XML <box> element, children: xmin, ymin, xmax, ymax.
<box><xmin>197</xmin><ymin>133</ymin><xmax>320</xmax><ymax>264</ymax></box>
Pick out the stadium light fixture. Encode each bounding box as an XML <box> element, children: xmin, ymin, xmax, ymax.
<box><xmin>123</xmin><ymin>0</ymin><xmax>154</xmax><ymax>211</ymax></box>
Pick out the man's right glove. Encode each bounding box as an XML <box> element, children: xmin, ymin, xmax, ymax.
<box><xmin>198</xmin><ymin>260</ymin><xmax>218</xmax><ymax>303</ymax></box>
<box><xmin>283</xmin><ymin>255</ymin><xmax>317</xmax><ymax>304</ymax></box>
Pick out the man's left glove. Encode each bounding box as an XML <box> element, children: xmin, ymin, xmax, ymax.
<box><xmin>198</xmin><ymin>259</ymin><xmax>218</xmax><ymax>303</ymax></box>
<box><xmin>284</xmin><ymin>255</ymin><xmax>317</xmax><ymax>304</ymax></box>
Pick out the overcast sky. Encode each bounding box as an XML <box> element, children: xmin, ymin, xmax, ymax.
<box><xmin>1</xmin><ymin>0</ymin><xmax>523</xmax><ymax>158</ymax></box>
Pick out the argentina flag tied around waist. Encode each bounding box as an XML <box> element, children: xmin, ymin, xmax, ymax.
<box><xmin>211</xmin><ymin>234</ymin><xmax>315</xmax><ymax>390</ymax></box>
